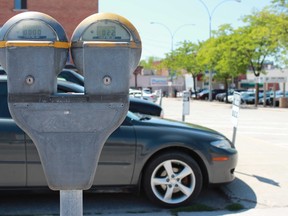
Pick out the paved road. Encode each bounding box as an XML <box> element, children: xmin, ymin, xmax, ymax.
<box><xmin>1</xmin><ymin>98</ymin><xmax>288</xmax><ymax>215</ymax></box>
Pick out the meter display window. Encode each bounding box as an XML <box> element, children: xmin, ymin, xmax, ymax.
<box><xmin>82</xmin><ymin>20</ymin><xmax>131</xmax><ymax>41</ymax></box>
<box><xmin>6</xmin><ymin>20</ymin><xmax>57</xmax><ymax>41</ymax></box>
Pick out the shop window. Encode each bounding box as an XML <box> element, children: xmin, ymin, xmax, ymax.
<box><xmin>14</xmin><ymin>0</ymin><xmax>27</xmax><ymax>10</ymax></box>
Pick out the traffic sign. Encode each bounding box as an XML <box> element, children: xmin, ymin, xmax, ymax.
<box><xmin>231</xmin><ymin>92</ymin><xmax>241</xmax><ymax>128</ymax></box>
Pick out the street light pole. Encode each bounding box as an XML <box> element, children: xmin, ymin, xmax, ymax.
<box><xmin>197</xmin><ymin>0</ymin><xmax>241</xmax><ymax>101</ymax></box>
<box><xmin>150</xmin><ymin>22</ymin><xmax>194</xmax><ymax>97</ymax></box>
<box><xmin>150</xmin><ymin>22</ymin><xmax>195</xmax><ymax>52</ymax></box>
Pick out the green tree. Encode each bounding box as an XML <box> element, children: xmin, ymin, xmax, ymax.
<box><xmin>237</xmin><ymin>10</ymin><xmax>282</xmax><ymax>106</ymax></box>
<box><xmin>197</xmin><ymin>25</ymin><xmax>248</xmax><ymax>102</ymax></box>
<box><xmin>140</xmin><ymin>56</ymin><xmax>160</xmax><ymax>70</ymax></box>
<box><xmin>269</xmin><ymin>1</ymin><xmax>288</xmax><ymax>66</ymax></box>
<box><xmin>163</xmin><ymin>41</ymin><xmax>203</xmax><ymax>96</ymax></box>
<box><xmin>271</xmin><ymin>0</ymin><xmax>288</xmax><ymax>10</ymax></box>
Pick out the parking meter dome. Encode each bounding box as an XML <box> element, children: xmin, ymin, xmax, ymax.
<box><xmin>0</xmin><ymin>11</ymin><xmax>69</xmax><ymax>73</ymax></box>
<box><xmin>70</xmin><ymin>12</ymin><xmax>142</xmax><ymax>74</ymax></box>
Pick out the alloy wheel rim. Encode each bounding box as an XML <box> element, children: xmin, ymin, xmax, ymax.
<box><xmin>150</xmin><ymin>159</ymin><xmax>196</xmax><ymax>204</ymax></box>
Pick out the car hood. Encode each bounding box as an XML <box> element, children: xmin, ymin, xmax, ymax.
<box><xmin>137</xmin><ymin>116</ymin><xmax>222</xmax><ymax>136</ymax></box>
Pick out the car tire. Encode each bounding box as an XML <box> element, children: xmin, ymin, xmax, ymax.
<box><xmin>143</xmin><ymin>151</ymin><xmax>203</xmax><ymax>207</ymax></box>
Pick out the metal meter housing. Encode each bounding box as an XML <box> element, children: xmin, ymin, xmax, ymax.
<box><xmin>0</xmin><ymin>12</ymin><xmax>69</xmax><ymax>94</ymax></box>
<box><xmin>71</xmin><ymin>13</ymin><xmax>142</xmax><ymax>96</ymax></box>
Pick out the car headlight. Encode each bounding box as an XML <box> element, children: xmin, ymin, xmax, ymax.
<box><xmin>210</xmin><ymin>139</ymin><xmax>232</xmax><ymax>149</ymax></box>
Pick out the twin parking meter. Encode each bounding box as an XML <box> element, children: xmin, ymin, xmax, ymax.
<box><xmin>0</xmin><ymin>11</ymin><xmax>141</xmax><ymax>215</ymax></box>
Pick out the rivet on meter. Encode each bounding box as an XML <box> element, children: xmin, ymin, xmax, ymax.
<box><xmin>103</xmin><ymin>76</ymin><xmax>112</xmax><ymax>85</ymax></box>
<box><xmin>25</xmin><ymin>75</ymin><xmax>35</xmax><ymax>85</ymax></box>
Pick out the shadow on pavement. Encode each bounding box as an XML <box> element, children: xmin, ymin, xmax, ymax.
<box><xmin>236</xmin><ymin>171</ymin><xmax>280</xmax><ymax>187</ymax></box>
<box><xmin>221</xmin><ymin>177</ymin><xmax>257</xmax><ymax>210</ymax></box>
<box><xmin>0</xmin><ymin>177</ymin><xmax>257</xmax><ymax>216</ymax></box>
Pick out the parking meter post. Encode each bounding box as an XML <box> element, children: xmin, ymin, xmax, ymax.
<box><xmin>60</xmin><ymin>190</ymin><xmax>82</xmax><ymax>216</ymax></box>
<box><xmin>232</xmin><ymin>126</ymin><xmax>237</xmax><ymax>146</ymax></box>
<box><xmin>159</xmin><ymin>89</ymin><xmax>163</xmax><ymax>107</ymax></box>
<box><xmin>208</xmin><ymin>71</ymin><xmax>212</xmax><ymax>101</ymax></box>
<box><xmin>263</xmin><ymin>82</ymin><xmax>267</xmax><ymax>107</ymax></box>
<box><xmin>182</xmin><ymin>91</ymin><xmax>190</xmax><ymax>122</ymax></box>
<box><xmin>273</xmin><ymin>83</ymin><xmax>276</xmax><ymax>107</ymax></box>
<box><xmin>231</xmin><ymin>92</ymin><xmax>240</xmax><ymax>146</ymax></box>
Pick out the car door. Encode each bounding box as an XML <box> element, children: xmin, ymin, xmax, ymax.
<box><xmin>25</xmin><ymin>134</ymin><xmax>47</xmax><ymax>186</ymax></box>
<box><xmin>0</xmin><ymin>119</ymin><xmax>26</xmax><ymax>186</ymax></box>
<box><xmin>93</xmin><ymin>118</ymin><xmax>136</xmax><ymax>185</ymax></box>
<box><xmin>26</xmin><ymin>117</ymin><xmax>136</xmax><ymax>187</ymax></box>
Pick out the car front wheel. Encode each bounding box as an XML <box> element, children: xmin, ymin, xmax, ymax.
<box><xmin>143</xmin><ymin>151</ymin><xmax>203</xmax><ymax>207</ymax></box>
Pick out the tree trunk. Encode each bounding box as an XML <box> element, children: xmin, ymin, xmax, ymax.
<box><xmin>134</xmin><ymin>74</ymin><xmax>138</xmax><ymax>88</ymax></box>
<box><xmin>225</xmin><ymin>78</ymin><xmax>229</xmax><ymax>103</ymax></box>
<box><xmin>192</xmin><ymin>75</ymin><xmax>198</xmax><ymax>98</ymax></box>
<box><xmin>255</xmin><ymin>82</ymin><xmax>259</xmax><ymax>108</ymax></box>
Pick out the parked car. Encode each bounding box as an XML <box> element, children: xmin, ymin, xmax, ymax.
<box><xmin>58</xmin><ymin>69</ymin><xmax>84</xmax><ymax>86</ymax></box>
<box><xmin>129</xmin><ymin>88</ymin><xmax>158</xmax><ymax>103</ymax></box>
<box><xmin>0</xmin><ymin>76</ymin><xmax>237</xmax><ymax>207</ymax></box>
<box><xmin>226</xmin><ymin>91</ymin><xmax>256</xmax><ymax>104</ymax></box>
<box><xmin>0</xmin><ymin>66</ymin><xmax>6</xmax><ymax>75</ymax></box>
<box><xmin>129</xmin><ymin>97</ymin><xmax>163</xmax><ymax>117</ymax></box>
<box><xmin>244</xmin><ymin>92</ymin><xmax>257</xmax><ymax>104</ymax></box>
<box><xmin>269</xmin><ymin>91</ymin><xmax>288</xmax><ymax>106</ymax></box>
<box><xmin>197</xmin><ymin>89</ymin><xmax>226</xmax><ymax>100</ymax></box>
<box><xmin>258</xmin><ymin>92</ymin><xmax>274</xmax><ymax>105</ymax></box>
<box><xmin>216</xmin><ymin>89</ymin><xmax>245</xmax><ymax>102</ymax></box>
<box><xmin>215</xmin><ymin>92</ymin><xmax>229</xmax><ymax>102</ymax></box>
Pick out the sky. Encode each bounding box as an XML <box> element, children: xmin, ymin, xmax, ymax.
<box><xmin>99</xmin><ymin>0</ymin><xmax>273</xmax><ymax>60</ymax></box>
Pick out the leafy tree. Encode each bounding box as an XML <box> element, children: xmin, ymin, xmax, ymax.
<box><xmin>197</xmin><ymin>25</ymin><xmax>248</xmax><ymax>102</ymax></box>
<box><xmin>140</xmin><ymin>56</ymin><xmax>160</xmax><ymax>70</ymax></box>
<box><xmin>271</xmin><ymin>0</ymin><xmax>288</xmax><ymax>10</ymax></box>
<box><xmin>268</xmin><ymin>1</ymin><xmax>288</xmax><ymax>66</ymax></box>
<box><xmin>237</xmin><ymin>10</ymin><xmax>283</xmax><ymax>106</ymax></box>
<box><xmin>163</xmin><ymin>41</ymin><xmax>203</xmax><ymax>96</ymax></box>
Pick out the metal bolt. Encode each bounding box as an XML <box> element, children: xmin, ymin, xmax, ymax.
<box><xmin>103</xmin><ymin>76</ymin><xmax>112</xmax><ymax>85</ymax></box>
<box><xmin>25</xmin><ymin>75</ymin><xmax>34</xmax><ymax>85</ymax></box>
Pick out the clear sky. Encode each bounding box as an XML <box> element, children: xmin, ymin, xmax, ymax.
<box><xmin>99</xmin><ymin>0</ymin><xmax>273</xmax><ymax>60</ymax></box>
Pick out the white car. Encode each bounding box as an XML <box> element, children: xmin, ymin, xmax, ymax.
<box><xmin>129</xmin><ymin>89</ymin><xmax>158</xmax><ymax>103</ymax></box>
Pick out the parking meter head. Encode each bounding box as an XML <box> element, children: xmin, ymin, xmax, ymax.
<box><xmin>0</xmin><ymin>12</ymin><xmax>69</xmax><ymax>94</ymax></box>
<box><xmin>71</xmin><ymin>13</ymin><xmax>142</xmax><ymax>95</ymax></box>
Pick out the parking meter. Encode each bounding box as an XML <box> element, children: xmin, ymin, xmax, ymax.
<box><xmin>182</xmin><ymin>91</ymin><xmax>190</xmax><ymax>121</ymax></box>
<box><xmin>0</xmin><ymin>11</ymin><xmax>142</xmax><ymax>192</ymax></box>
<box><xmin>71</xmin><ymin>13</ymin><xmax>142</xmax><ymax>96</ymax></box>
<box><xmin>0</xmin><ymin>12</ymin><xmax>68</xmax><ymax>94</ymax></box>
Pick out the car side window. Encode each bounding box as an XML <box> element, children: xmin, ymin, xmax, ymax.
<box><xmin>0</xmin><ymin>80</ymin><xmax>11</xmax><ymax>118</ymax></box>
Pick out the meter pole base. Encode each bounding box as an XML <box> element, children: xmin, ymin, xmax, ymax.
<box><xmin>60</xmin><ymin>190</ymin><xmax>83</xmax><ymax>216</ymax></box>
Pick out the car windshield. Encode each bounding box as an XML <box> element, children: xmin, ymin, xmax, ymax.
<box><xmin>127</xmin><ymin>111</ymin><xmax>141</xmax><ymax>121</ymax></box>
<box><xmin>128</xmin><ymin>111</ymin><xmax>153</xmax><ymax>121</ymax></box>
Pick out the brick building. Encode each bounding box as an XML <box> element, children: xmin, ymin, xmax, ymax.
<box><xmin>0</xmin><ymin>0</ymin><xmax>99</xmax><ymax>39</ymax></box>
